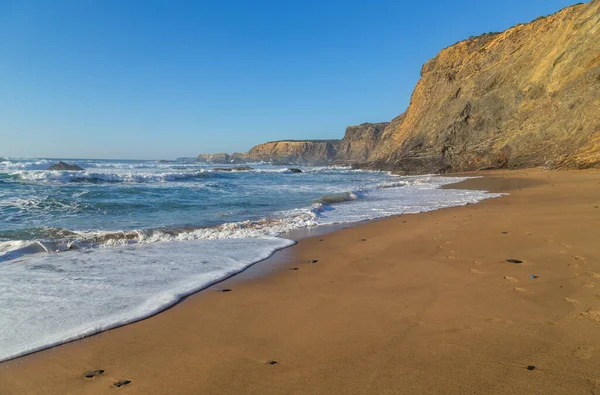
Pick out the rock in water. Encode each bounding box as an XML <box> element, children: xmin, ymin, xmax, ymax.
<box><xmin>288</xmin><ymin>168</ymin><xmax>303</xmax><ymax>173</ymax></box>
<box><xmin>46</xmin><ymin>161</ymin><xmax>84</xmax><ymax>171</ymax></box>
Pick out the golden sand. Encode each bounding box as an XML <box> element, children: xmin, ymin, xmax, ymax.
<box><xmin>1</xmin><ymin>168</ymin><xmax>599</xmax><ymax>394</ymax></box>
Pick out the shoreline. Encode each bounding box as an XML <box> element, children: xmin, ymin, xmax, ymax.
<box><xmin>2</xmin><ymin>167</ymin><xmax>600</xmax><ymax>394</ymax></box>
<box><xmin>0</xmin><ymin>173</ymin><xmax>483</xmax><ymax>364</ymax></box>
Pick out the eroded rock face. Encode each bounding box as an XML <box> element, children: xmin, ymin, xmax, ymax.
<box><xmin>368</xmin><ymin>1</ymin><xmax>600</xmax><ymax>173</ymax></box>
<box><xmin>245</xmin><ymin>141</ymin><xmax>338</xmax><ymax>165</ymax></box>
<box><xmin>197</xmin><ymin>153</ymin><xmax>231</xmax><ymax>163</ymax></box>
<box><xmin>331</xmin><ymin>122</ymin><xmax>389</xmax><ymax>164</ymax></box>
<box><xmin>240</xmin><ymin>123</ymin><xmax>390</xmax><ymax>166</ymax></box>
<box><xmin>47</xmin><ymin>161</ymin><xmax>84</xmax><ymax>171</ymax></box>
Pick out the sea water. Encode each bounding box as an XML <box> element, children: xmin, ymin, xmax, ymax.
<box><xmin>0</xmin><ymin>158</ymin><xmax>502</xmax><ymax>361</ymax></box>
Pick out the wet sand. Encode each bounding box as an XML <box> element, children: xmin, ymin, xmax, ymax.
<box><xmin>1</xmin><ymin>168</ymin><xmax>599</xmax><ymax>394</ymax></box>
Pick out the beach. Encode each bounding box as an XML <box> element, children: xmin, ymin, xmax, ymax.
<box><xmin>1</xmin><ymin>167</ymin><xmax>599</xmax><ymax>394</ymax></box>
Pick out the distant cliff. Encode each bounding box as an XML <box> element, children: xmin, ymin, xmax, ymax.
<box><xmin>200</xmin><ymin>1</ymin><xmax>600</xmax><ymax>172</ymax></box>
<box><xmin>244</xmin><ymin>140</ymin><xmax>338</xmax><ymax>165</ymax></box>
<box><xmin>238</xmin><ymin>123</ymin><xmax>389</xmax><ymax>165</ymax></box>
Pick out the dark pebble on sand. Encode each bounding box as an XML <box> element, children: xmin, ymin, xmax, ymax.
<box><xmin>526</xmin><ymin>365</ymin><xmax>536</xmax><ymax>371</ymax></box>
<box><xmin>221</xmin><ymin>288</ymin><xmax>232</xmax><ymax>292</ymax></box>
<box><xmin>84</xmin><ymin>370</ymin><xmax>105</xmax><ymax>378</ymax></box>
<box><xmin>290</xmin><ymin>267</ymin><xmax>299</xmax><ymax>271</ymax></box>
<box><xmin>506</xmin><ymin>259</ymin><xmax>523</xmax><ymax>264</ymax></box>
<box><xmin>501</xmin><ymin>232</ymin><xmax>508</xmax><ymax>234</ymax></box>
<box><xmin>319</xmin><ymin>239</ymin><xmax>324</xmax><ymax>241</ymax></box>
<box><xmin>361</xmin><ymin>239</ymin><xmax>367</xmax><ymax>241</ymax></box>
<box><xmin>267</xmin><ymin>361</ymin><xmax>278</xmax><ymax>365</ymax></box>
<box><xmin>310</xmin><ymin>260</ymin><xmax>318</xmax><ymax>263</ymax></box>
<box><xmin>114</xmin><ymin>380</ymin><xmax>132</xmax><ymax>388</ymax></box>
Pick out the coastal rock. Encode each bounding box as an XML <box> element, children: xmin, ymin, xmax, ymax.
<box><xmin>288</xmin><ymin>168</ymin><xmax>303</xmax><ymax>173</ymax></box>
<box><xmin>46</xmin><ymin>161</ymin><xmax>84</xmax><ymax>171</ymax></box>
<box><xmin>197</xmin><ymin>153</ymin><xmax>232</xmax><ymax>164</ymax></box>
<box><xmin>331</xmin><ymin>122</ymin><xmax>389</xmax><ymax>164</ymax></box>
<box><xmin>245</xmin><ymin>140</ymin><xmax>338</xmax><ymax>165</ymax></box>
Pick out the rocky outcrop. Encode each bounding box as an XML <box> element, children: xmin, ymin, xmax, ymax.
<box><xmin>196</xmin><ymin>153</ymin><xmax>232</xmax><ymax>164</ymax></box>
<box><xmin>331</xmin><ymin>122</ymin><xmax>389</xmax><ymax>164</ymax></box>
<box><xmin>366</xmin><ymin>1</ymin><xmax>600</xmax><ymax>173</ymax></box>
<box><xmin>47</xmin><ymin>161</ymin><xmax>84</xmax><ymax>171</ymax></box>
<box><xmin>244</xmin><ymin>140</ymin><xmax>339</xmax><ymax>165</ymax></box>
<box><xmin>234</xmin><ymin>124</ymin><xmax>390</xmax><ymax>166</ymax></box>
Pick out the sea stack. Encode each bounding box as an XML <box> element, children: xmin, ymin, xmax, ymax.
<box><xmin>46</xmin><ymin>161</ymin><xmax>85</xmax><ymax>171</ymax></box>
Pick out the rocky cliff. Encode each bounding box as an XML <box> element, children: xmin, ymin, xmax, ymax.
<box><xmin>237</xmin><ymin>122</ymin><xmax>390</xmax><ymax>165</ymax></box>
<box><xmin>331</xmin><ymin>122</ymin><xmax>389</xmax><ymax>164</ymax></box>
<box><xmin>244</xmin><ymin>140</ymin><xmax>338</xmax><ymax>165</ymax></box>
<box><xmin>368</xmin><ymin>0</ymin><xmax>600</xmax><ymax>172</ymax></box>
<box><xmin>200</xmin><ymin>1</ymin><xmax>600</xmax><ymax>172</ymax></box>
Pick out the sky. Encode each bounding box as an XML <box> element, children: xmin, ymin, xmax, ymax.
<box><xmin>0</xmin><ymin>0</ymin><xmax>580</xmax><ymax>159</ymax></box>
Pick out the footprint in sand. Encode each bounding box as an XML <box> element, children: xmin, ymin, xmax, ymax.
<box><xmin>470</xmin><ymin>268</ymin><xmax>483</xmax><ymax>274</ymax></box>
<box><xmin>114</xmin><ymin>380</ymin><xmax>132</xmax><ymax>388</ymax></box>
<box><xmin>473</xmin><ymin>260</ymin><xmax>483</xmax><ymax>266</ymax></box>
<box><xmin>573</xmin><ymin>345</ymin><xmax>594</xmax><ymax>360</ymax></box>
<box><xmin>504</xmin><ymin>276</ymin><xmax>518</xmax><ymax>283</ymax></box>
<box><xmin>587</xmin><ymin>272</ymin><xmax>600</xmax><ymax>279</ymax></box>
<box><xmin>582</xmin><ymin>282</ymin><xmax>595</xmax><ymax>288</ymax></box>
<box><xmin>514</xmin><ymin>287</ymin><xmax>528</xmax><ymax>293</ymax></box>
<box><xmin>574</xmin><ymin>256</ymin><xmax>588</xmax><ymax>261</ymax></box>
<box><xmin>569</xmin><ymin>263</ymin><xmax>580</xmax><ymax>269</ymax></box>
<box><xmin>565</xmin><ymin>298</ymin><xmax>580</xmax><ymax>305</ymax></box>
<box><xmin>84</xmin><ymin>370</ymin><xmax>105</xmax><ymax>379</ymax></box>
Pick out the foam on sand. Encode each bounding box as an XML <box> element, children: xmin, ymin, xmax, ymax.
<box><xmin>0</xmin><ymin>237</ymin><xmax>294</xmax><ymax>362</ymax></box>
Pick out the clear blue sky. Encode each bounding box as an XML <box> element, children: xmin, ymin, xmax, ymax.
<box><xmin>0</xmin><ymin>0</ymin><xmax>579</xmax><ymax>159</ymax></box>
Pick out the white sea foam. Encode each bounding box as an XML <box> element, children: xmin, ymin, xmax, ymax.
<box><xmin>0</xmin><ymin>237</ymin><xmax>294</xmax><ymax>362</ymax></box>
<box><xmin>317</xmin><ymin>176</ymin><xmax>501</xmax><ymax>224</ymax></box>
<box><xmin>8</xmin><ymin>169</ymin><xmax>214</xmax><ymax>184</ymax></box>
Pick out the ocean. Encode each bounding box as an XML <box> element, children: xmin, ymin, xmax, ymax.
<box><xmin>0</xmin><ymin>157</ymin><xmax>502</xmax><ymax>361</ymax></box>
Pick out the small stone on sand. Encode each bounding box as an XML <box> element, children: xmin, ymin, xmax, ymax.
<box><xmin>526</xmin><ymin>365</ymin><xmax>536</xmax><ymax>371</ymax></box>
<box><xmin>221</xmin><ymin>289</ymin><xmax>232</xmax><ymax>292</ymax></box>
<box><xmin>506</xmin><ymin>259</ymin><xmax>523</xmax><ymax>264</ymax></box>
<box><xmin>84</xmin><ymin>370</ymin><xmax>105</xmax><ymax>378</ymax></box>
<box><xmin>267</xmin><ymin>361</ymin><xmax>278</xmax><ymax>365</ymax></box>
